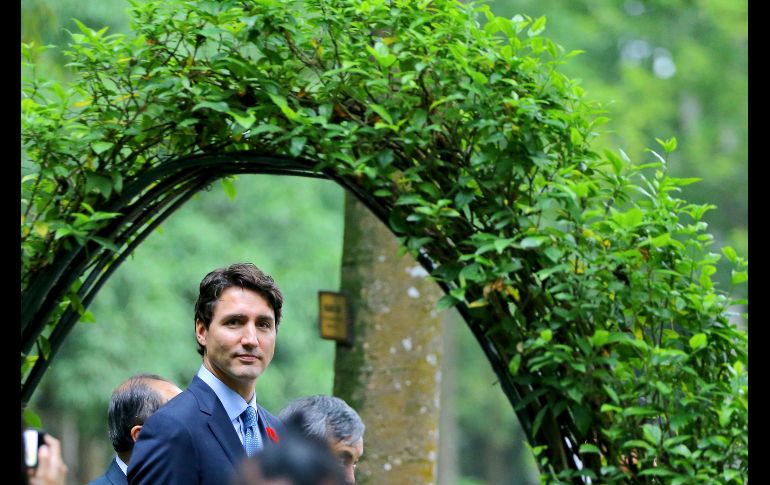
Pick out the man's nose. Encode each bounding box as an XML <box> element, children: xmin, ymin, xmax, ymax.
<box><xmin>242</xmin><ymin>324</ymin><xmax>259</xmax><ymax>347</ymax></box>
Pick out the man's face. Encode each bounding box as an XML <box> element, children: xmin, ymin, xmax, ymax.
<box><xmin>330</xmin><ymin>437</ymin><xmax>363</xmax><ymax>484</ymax></box>
<box><xmin>196</xmin><ymin>287</ymin><xmax>276</xmax><ymax>400</ymax></box>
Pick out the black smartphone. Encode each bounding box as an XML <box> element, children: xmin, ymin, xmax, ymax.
<box><xmin>23</xmin><ymin>428</ymin><xmax>46</xmax><ymax>469</ymax></box>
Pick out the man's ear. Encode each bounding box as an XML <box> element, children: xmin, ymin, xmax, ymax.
<box><xmin>130</xmin><ymin>425</ymin><xmax>143</xmax><ymax>443</ymax></box>
<box><xmin>195</xmin><ymin>319</ymin><xmax>206</xmax><ymax>347</ymax></box>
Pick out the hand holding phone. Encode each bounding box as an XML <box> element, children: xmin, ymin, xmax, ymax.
<box><xmin>24</xmin><ymin>430</ymin><xmax>68</xmax><ymax>485</ymax></box>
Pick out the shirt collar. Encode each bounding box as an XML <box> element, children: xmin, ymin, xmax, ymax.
<box><xmin>116</xmin><ymin>455</ymin><xmax>128</xmax><ymax>475</ymax></box>
<box><xmin>197</xmin><ymin>364</ymin><xmax>257</xmax><ymax>420</ymax></box>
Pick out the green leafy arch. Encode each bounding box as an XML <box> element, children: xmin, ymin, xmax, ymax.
<box><xmin>22</xmin><ymin>0</ymin><xmax>747</xmax><ymax>482</ymax></box>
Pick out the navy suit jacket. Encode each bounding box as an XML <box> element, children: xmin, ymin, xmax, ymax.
<box><xmin>127</xmin><ymin>375</ymin><xmax>283</xmax><ymax>485</ymax></box>
<box><xmin>85</xmin><ymin>458</ymin><xmax>127</xmax><ymax>485</ymax></box>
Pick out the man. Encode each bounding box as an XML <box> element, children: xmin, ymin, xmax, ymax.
<box><xmin>232</xmin><ymin>415</ymin><xmax>347</xmax><ymax>485</ymax></box>
<box><xmin>278</xmin><ymin>395</ymin><xmax>365</xmax><ymax>484</ymax></box>
<box><xmin>87</xmin><ymin>373</ymin><xmax>181</xmax><ymax>485</ymax></box>
<box><xmin>128</xmin><ymin>263</ymin><xmax>285</xmax><ymax>484</ymax></box>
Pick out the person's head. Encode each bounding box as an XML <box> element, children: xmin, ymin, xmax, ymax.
<box><xmin>278</xmin><ymin>396</ymin><xmax>364</xmax><ymax>484</ymax></box>
<box><xmin>194</xmin><ymin>263</ymin><xmax>284</xmax><ymax>400</ymax></box>
<box><xmin>232</xmin><ymin>417</ymin><xmax>347</xmax><ymax>485</ymax></box>
<box><xmin>108</xmin><ymin>373</ymin><xmax>182</xmax><ymax>463</ymax></box>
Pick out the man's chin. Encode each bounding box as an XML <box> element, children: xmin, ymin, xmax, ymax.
<box><xmin>235</xmin><ymin>366</ymin><xmax>264</xmax><ymax>381</ymax></box>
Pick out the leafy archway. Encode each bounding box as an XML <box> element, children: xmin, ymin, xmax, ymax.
<box><xmin>22</xmin><ymin>0</ymin><xmax>747</xmax><ymax>482</ymax></box>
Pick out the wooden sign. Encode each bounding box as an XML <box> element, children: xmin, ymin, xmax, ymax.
<box><xmin>318</xmin><ymin>291</ymin><xmax>352</xmax><ymax>345</ymax></box>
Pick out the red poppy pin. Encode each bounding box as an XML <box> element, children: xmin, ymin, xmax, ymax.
<box><xmin>266</xmin><ymin>426</ymin><xmax>279</xmax><ymax>443</ymax></box>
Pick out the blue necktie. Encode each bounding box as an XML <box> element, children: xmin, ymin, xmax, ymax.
<box><xmin>242</xmin><ymin>406</ymin><xmax>262</xmax><ymax>456</ymax></box>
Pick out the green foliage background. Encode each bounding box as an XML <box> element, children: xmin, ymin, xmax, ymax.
<box><xmin>21</xmin><ymin>0</ymin><xmax>746</xmax><ymax>484</ymax></box>
<box><xmin>491</xmin><ymin>0</ymin><xmax>748</xmax><ymax>267</ymax></box>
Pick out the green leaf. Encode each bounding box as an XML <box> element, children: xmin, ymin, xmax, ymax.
<box><xmin>221</xmin><ymin>178</ymin><xmax>237</xmax><ymax>201</ymax></box>
<box><xmin>436</xmin><ymin>294</ymin><xmax>459</xmax><ymax>311</ymax></box>
<box><xmin>111</xmin><ymin>172</ymin><xmax>123</xmax><ymax>195</ymax></box>
<box><xmin>643</xmin><ymin>423</ymin><xmax>662</xmax><ymax>446</ymax></box>
<box><xmin>508</xmin><ymin>354</ymin><xmax>521</xmax><ymax>376</ymax></box>
<box><xmin>38</xmin><ymin>335</ymin><xmax>51</xmax><ymax>359</ymax></box>
<box><xmin>519</xmin><ymin>236</ymin><xmax>548</xmax><ymax>248</ymax></box>
<box><xmin>229</xmin><ymin>111</ymin><xmax>256</xmax><ymax>130</ymax></box>
<box><xmin>689</xmin><ymin>333</ymin><xmax>707</xmax><ymax>350</ymax></box>
<box><xmin>731</xmin><ymin>270</ymin><xmax>747</xmax><ymax>285</ymax></box>
<box><xmin>528</xmin><ymin>16</ymin><xmax>546</xmax><ymax>36</ymax></box>
<box><xmin>621</xmin><ymin>439</ymin><xmax>653</xmax><ymax>451</ymax></box>
<box><xmin>91</xmin><ymin>141</ymin><xmax>114</xmax><ymax>154</ymax></box>
<box><xmin>667</xmin><ymin>177</ymin><xmax>701</xmax><ymax>186</ymax></box>
<box><xmin>369</xmin><ymin>104</ymin><xmax>393</xmax><ymax>125</ymax></box>
<box><xmin>192</xmin><ymin>100</ymin><xmax>230</xmax><ymax>113</ymax></box>
<box><xmin>572</xmin><ymin>404</ymin><xmax>591</xmax><ymax>436</ymax></box>
<box><xmin>602</xmin><ymin>384</ymin><xmax>619</xmax><ymax>405</ymax></box>
<box><xmin>600</xmin><ymin>404</ymin><xmax>622</xmax><ymax>415</ymax></box>
<box><xmin>591</xmin><ymin>330</ymin><xmax>609</xmax><ymax>347</ymax></box>
<box><xmin>579</xmin><ymin>444</ymin><xmax>600</xmax><ymax>454</ymax></box>
<box><xmin>85</xmin><ymin>173</ymin><xmax>113</xmax><ymax>199</ymax></box>
<box><xmin>722</xmin><ymin>246</ymin><xmax>738</xmax><ymax>264</ymax></box>
<box><xmin>493</xmin><ymin>238</ymin><xmax>513</xmax><ymax>254</ymax></box>
<box><xmin>604</xmin><ymin>149</ymin><xmax>625</xmax><ymax>175</ymax></box>
<box><xmin>535</xmin><ymin>263</ymin><xmax>568</xmax><ymax>281</ymax></box>
<box><xmin>91</xmin><ymin>236</ymin><xmax>120</xmax><ymax>252</ymax></box>
<box><xmin>268</xmin><ymin>94</ymin><xmax>300</xmax><ymax>121</ymax></box>
<box><xmin>454</xmin><ymin>191</ymin><xmax>475</xmax><ymax>208</ymax></box>
<box><xmin>649</xmin><ymin>232</ymin><xmax>672</xmax><ymax>247</ymax></box>
<box><xmin>655</xmin><ymin>136</ymin><xmax>677</xmax><ymax>153</ymax></box>
<box><xmin>622</xmin><ymin>407</ymin><xmax>658</xmax><ymax>417</ymax></box>
<box><xmin>668</xmin><ymin>444</ymin><xmax>692</xmax><ymax>457</ymax></box>
<box><xmin>540</xmin><ymin>329</ymin><xmax>553</xmax><ymax>342</ymax></box>
<box><xmin>289</xmin><ymin>137</ymin><xmax>307</xmax><ymax>157</ymax></box>
<box><xmin>531</xmin><ymin>404</ymin><xmax>549</xmax><ymax>437</ymax></box>
<box><xmin>570</xmin><ymin>127</ymin><xmax>583</xmax><ymax>145</ymax></box>
<box><xmin>468</xmin><ymin>69</ymin><xmax>488</xmax><ymax>86</ymax></box>
<box><xmin>459</xmin><ymin>263</ymin><xmax>482</xmax><ymax>281</ymax></box>
<box><xmin>79</xmin><ymin>310</ymin><xmax>97</xmax><ymax>323</ymax></box>
<box><xmin>612</xmin><ymin>207</ymin><xmax>644</xmax><ymax>228</ymax></box>
<box><xmin>365</xmin><ymin>42</ymin><xmax>397</xmax><ymax>68</ymax></box>
<box><xmin>23</xmin><ymin>408</ymin><xmax>43</xmax><ymax>429</ymax></box>
<box><xmin>639</xmin><ymin>469</ymin><xmax>676</xmax><ymax>477</ymax></box>
<box><xmin>718</xmin><ymin>406</ymin><xmax>733</xmax><ymax>427</ymax></box>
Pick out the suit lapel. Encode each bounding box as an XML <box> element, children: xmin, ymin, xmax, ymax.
<box><xmin>257</xmin><ymin>405</ymin><xmax>283</xmax><ymax>446</ymax></box>
<box><xmin>188</xmin><ymin>376</ymin><xmax>246</xmax><ymax>466</ymax></box>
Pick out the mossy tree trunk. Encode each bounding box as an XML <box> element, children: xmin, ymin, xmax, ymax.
<box><xmin>333</xmin><ymin>194</ymin><xmax>445</xmax><ymax>485</ymax></box>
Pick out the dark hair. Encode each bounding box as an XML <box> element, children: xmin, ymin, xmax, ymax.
<box><xmin>278</xmin><ymin>395</ymin><xmax>365</xmax><ymax>446</ymax></box>
<box><xmin>232</xmin><ymin>415</ymin><xmax>347</xmax><ymax>485</ymax></box>
<box><xmin>194</xmin><ymin>263</ymin><xmax>284</xmax><ymax>356</ymax></box>
<box><xmin>108</xmin><ymin>373</ymin><xmax>174</xmax><ymax>453</ymax></box>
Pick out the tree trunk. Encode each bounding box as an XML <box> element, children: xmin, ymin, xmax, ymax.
<box><xmin>333</xmin><ymin>194</ymin><xmax>444</xmax><ymax>485</ymax></box>
<box><xmin>437</xmin><ymin>312</ymin><xmax>459</xmax><ymax>485</ymax></box>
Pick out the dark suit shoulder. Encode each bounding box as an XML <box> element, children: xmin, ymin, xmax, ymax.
<box><xmin>85</xmin><ymin>458</ymin><xmax>127</xmax><ymax>485</ymax></box>
<box><xmin>84</xmin><ymin>476</ymin><xmax>111</xmax><ymax>485</ymax></box>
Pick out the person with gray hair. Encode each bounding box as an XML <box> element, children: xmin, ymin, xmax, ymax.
<box><xmin>278</xmin><ymin>395</ymin><xmax>365</xmax><ymax>484</ymax></box>
<box><xmin>86</xmin><ymin>373</ymin><xmax>181</xmax><ymax>485</ymax></box>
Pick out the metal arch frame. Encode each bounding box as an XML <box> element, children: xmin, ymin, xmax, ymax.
<box><xmin>19</xmin><ymin>151</ymin><xmax>519</xmax><ymax>439</ymax></box>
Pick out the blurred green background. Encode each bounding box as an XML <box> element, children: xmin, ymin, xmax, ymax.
<box><xmin>21</xmin><ymin>0</ymin><xmax>746</xmax><ymax>483</ymax></box>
